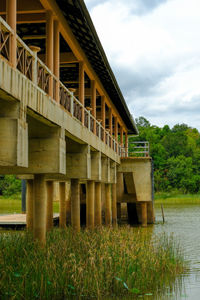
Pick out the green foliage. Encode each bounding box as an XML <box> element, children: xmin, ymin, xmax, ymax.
<box><xmin>132</xmin><ymin>117</ymin><xmax>200</xmax><ymax>193</ymax></box>
<box><xmin>0</xmin><ymin>227</ymin><xmax>185</xmax><ymax>299</ymax></box>
<box><xmin>0</xmin><ymin>175</ymin><xmax>21</xmax><ymax>196</ymax></box>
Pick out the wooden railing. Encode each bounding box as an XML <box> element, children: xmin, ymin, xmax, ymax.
<box><xmin>0</xmin><ymin>16</ymin><xmax>122</xmax><ymax>156</ymax></box>
<box><xmin>122</xmin><ymin>141</ymin><xmax>150</xmax><ymax>158</ymax></box>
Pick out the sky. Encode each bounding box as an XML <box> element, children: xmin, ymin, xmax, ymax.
<box><xmin>84</xmin><ymin>0</ymin><xmax>200</xmax><ymax>129</ymax></box>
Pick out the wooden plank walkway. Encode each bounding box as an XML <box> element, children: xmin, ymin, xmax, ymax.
<box><xmin>0</xmin><ymin>213</ymin><xmax>59</xmax><ymax>228</ymax></box>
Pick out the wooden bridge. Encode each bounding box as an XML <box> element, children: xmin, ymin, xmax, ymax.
<box><xmin>0</xmin><ymin>0</ymin><xmax>155</xmax><ymax>244</ymax></box>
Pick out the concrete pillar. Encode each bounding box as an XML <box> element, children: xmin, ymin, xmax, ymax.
<box><xmin>33</xmin><ymin>175</ymin><xmax>47</xmax><ymax>246</ymax></box>
<box><xmin>71</xmin><ymin>179</ymin><xmax>80</xmax><ymax>231</ymax></box>
<box><xmin>46</xmin><ymin>11</ymin><xmax>54</xmax><ymax>97</ymax></box>
<box><xmin>46</xmin><ymin>181</ymin><xmax>54</xmax><ymax>231</ymax></box>
<box><xmin>112</xmin><ymin>183</ymin><xmax>117</xmax><ymax>226</ymax></box>
<box><xmin>147</xmin><ymin>202</ymin><xmax>155</xmax><ymax>224</ymax></box>
<box><xmin>66</xmin><ymin>180</ymin><xmax>71</xmax><ymax>225</ymax></box>
<box><xmin>105</xmin><ymin>184</ymin><xmax>112</xmax><ymax>226</ymax></box>
<box><xmin>6</xmin><ymin>0</ymin><xmax>16</xmax><ymax>68</ymax></box>
<box><xmin>117</xmin><ymin>203</ymin><xmax>121</xmax><ymax>222</ymax></box>
<box><xmin>54</xmin><ymin>20</ymin><xmax>60</xmax><ymax>102</ymax></box>
<box><xmin>95</xmin><ymin>182</ymin><xmax>102</xmax><ymax>226</ymax></box>
<box><xmin>79</xmin><ymin>62</ymin><xmax>85</xmax><ymax>124</ymax></box>
<box><xmin>141</xmin><ymin>202</ymin><xmax>147</xmax><ymax>227</ymax></box>
<box><xmin>86</xmin><ymin>180</ymin><xmax>95</xmax><ymax>229</ymax></box>
<box><xmin>117</xmin><ymin>172</ymin><xmax>124</xmax><ymax>202</ymax></box>
<box><xmin>59</xmin><ymin>182</ymin><xmax>66</xmax><ymax>228</ymax></box>
<box><xmin>26</xmin><ymin>179</ymin><xmax>34</xmax><ymax>230</ymax></box>
<box><xmin>101</xmin><ymin>96</ymin><xmax>106</xmax><ymax>141</ymax></box>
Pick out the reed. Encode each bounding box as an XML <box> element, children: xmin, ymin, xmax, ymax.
<box><xmin>0</xmin><ymin>227</ymin><xmax>185</xmax><ymax>299</ymax></box>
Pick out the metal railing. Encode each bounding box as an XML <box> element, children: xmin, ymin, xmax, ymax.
<box><xmin>0</xmin><ymin>16</ymin><xmax>122</xmax><ymax>156</ymax></box>
<box><xmin>121</xmin><ymin>141</ymin><xmax>150</xmax><ymax>158</ymax></box>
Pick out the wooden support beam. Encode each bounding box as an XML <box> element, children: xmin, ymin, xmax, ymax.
<box><xmin>141</xmin><ymin>202</ymin><xmax>147</xmax><ymax>227</ymax></box>
<box><xmin>91</xmin><ymin>80</ymin><xmax>96</xmax><ymax>133</ymax></box>
<box><xmin>16</xmin><ymin>13</ymin><xmax>46</xmax><ymax>24</ymax></box>
<box><xmin>54</xmin><ymin>20</ymin><xmax>60</xmax><ymax>102</ymax></box>
<box><xmin>101</xmin><ymin>96</ymin><xmax>105</xmax><ymax>142</ymax></box>
<box><xmin>46</xmin><ymin>10</ymin><xmax>54</xmax><ymax>97</ymax></box>
<box><xmin>79</xmin><ymin>61</ymin><xmax>85</xmax><ymax>124</ymax></box>
<box><xmin>6</xmin><ymin>0</ymin><xmax>17</xmax><ymax>68</ymax></box>
<box><xmin>39</xmin><ymin>52</ymin><xmax>78</xmax><ymax>64</ymax></box>
<box><xmin>125</xmin><ymin>132</ymin><xmax>128</xmax><ymax>157</ymax></box>
<box><xmin>1</xmin><ymin>0</ymin><xmax>45</xmax><ymax>14</ymax></box>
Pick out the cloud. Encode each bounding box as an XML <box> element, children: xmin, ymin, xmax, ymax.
<box><xmin>85</xmin><ymin>0</ymin><xmax>200</xmax><ymax>129</ymax></box>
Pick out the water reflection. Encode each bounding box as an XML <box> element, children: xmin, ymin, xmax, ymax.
<box><xmin>152</xmin><ymin>204</ymin><xmax>200</xmax><ymax>300</ymax></box>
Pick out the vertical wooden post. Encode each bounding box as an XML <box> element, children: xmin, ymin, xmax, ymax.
<box><xmin>95</xmin><ymin>182</ymin><xmax>102</xmax><ymax>226</ymax></box>
<box><xmin>79</xmin><ymin>62</ymin><xmax>85</xmax><ymax>124</ymax></box>
<box><xmin>46</xmin><ymin>10</ymin><xmax>54</xmax><ymax>98</ymax></box>
<box><xmin>91</xmin><ymin>80</ymin><xmax>96</xmax><ymax>134</ymax></box>
<box><xmin>120</xmin><ymin>127</ymin><xmax>124</xmax><ymax>156</ymax></box>
<box><xmin>101</xmin><ymin>96</ymin><xmax>105</xmax><ymax>141</ymax></box>
<box><xmin>105</xmin><ymin>183</ymin><xmax>112</xmax><ymax>225</ymax></box>
<box><xmin>46</xmin><ymin>181</ymin><xmax>54</xmax><ymax>231</ymax></box>
<box><xmin>141</xmin><ymin>202</ymin><xmax>147</xmax><ymax>227</ymax></box>
<box><xmin>71</xmin><ymin>179</ymin><xmax>80</xmax><ymax>231</ymax></box>
<box><xmin>114</xmin><ymin>117</ymin><xmax>118</xmax><ymax>153</ymax></box>
<box><xmin>112</xmin><ymin>183</ymin><xmax>117</xmax><ymax>226</ymax></box>
<box><xmin>147</xmin><ymin>202</ymin><xmax>155</xmax><ymax>224</ymax></box>
<box><xmin>26</xmin><ymin>179</ymin><xmax>34</xmax><ymax>230</ymax></box>
<box><xmin>109</xmin><ymin>108</ymin><xmax>113</xmax><ymax>148</ymax></box>
<box><xmin>6</xmin><ymin>0</ymin><xmax>17</xmax><ymax>68</ymax></box>
<box><xmin>117</xmin><ymin>203</ymin><xmax>121</xmax><ymax>222</ymax></box>
<box><xmin>59</xmin><ymin>182</ymin><xmax>66</xmax><ymax>228</ymax></box>
<box><xmin>86</xmin><ymin>180</ymin><xmax>95</xmax><ymax>229</ymax></box>
<box><xmin>125</xmin><ymin>132</ymin><xmax>128</xmax><ymax>157</ymax></box>
<box><xmin>54</xmin><ymin>20</ymin><xmax>60</xmax><ymax>102</ymax></box>
<box><xmin>33</xmin><ymin>175</ymin><xmax>47</xmax><ymax>246</ymax></box>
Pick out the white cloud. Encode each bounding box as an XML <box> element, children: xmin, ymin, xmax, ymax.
<box><xmin>85</xmin><ymin>0</ymin><xmax>200</xmax><ymax>129</ymax></box>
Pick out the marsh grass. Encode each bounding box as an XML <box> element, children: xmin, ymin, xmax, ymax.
<box><xmin>155</xmin><ymin>192</ymin><xmax>200</xmax><ymax>204</ymax></box>
<box><xmin>0</xmin><ymin>227</ymin><xmax>186</xmax><ymax>299</ymax></box>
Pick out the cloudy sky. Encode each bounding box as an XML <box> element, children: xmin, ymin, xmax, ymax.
<box><xmin>84</xmin><ymin>0</ymin><xmax>200</xmax><ymax>129</ymax></box>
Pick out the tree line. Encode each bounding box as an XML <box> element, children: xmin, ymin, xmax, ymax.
<box><xmin>129</xmin><ymin>116</ymin><xmax>200</xmax><ymax>194</ymax></box>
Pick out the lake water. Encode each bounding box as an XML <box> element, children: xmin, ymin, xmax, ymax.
<box><xmin>150</xmin><ymin>203</ymin><xmax>200</xmax><ymax>300</ymax></box>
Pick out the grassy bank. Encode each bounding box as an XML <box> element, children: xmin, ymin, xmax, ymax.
<box><xmin>0</xmin><ymin>196</ymin><xmax>59</xmax><ymax>214</ymax></box>
<box><xmin>155</xmin><ymin>192</ymin><xmax>200</xmax><ymax>204</ymax></box>
<box><xmin>0</xmin><ymin>227</ymin><xmax>185</xmax><ymax>299</ymax></box>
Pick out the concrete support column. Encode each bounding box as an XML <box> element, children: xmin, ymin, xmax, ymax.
<box><xmin>105</xmin><ymin>183</ymin><xmax>112</xmax><ymax>226</ymax></box>
<box><xmin>46</xmin><ymin>11</ymin><xmax>54</xmax><ymax>97</ymax></box>
<box><xmin>117</xmin><ymin>203</ymin><xmax>121</xmax><ymax>222</ymax></box>
<box><xmin>86</xmin><ymin>180</ymin><xmax>95</xmax><ymax>229</ymax></box>
<box><xmin>33</xmin><ymin>175</ymin><xmax>47</xmax><ymax>246</ymax></box>
<box><xmin>91</xmin><ymin>80</ymin><xmax>96</xmax><ymax>134</ymax></box>
<box><xmin>101</xmin><ymin>96</ymin><xmax>106</xmax><ymax>141</ymax></box>
<box><xmin>54</xmin><ymin>20</ymin><xmax>60</xmax><ymax>102</ymax></box>
<box><xmin>141</xmin><ymin>202</ymin><xmax>147</xmax><ymax>227</ymax></box>
<box><xmin>66</xmin><ymin>180</ymin><xmax>71</xmax><ymax>225</ymax></box>
<box><xmin>71</xmin><ymin>179</ymin><xmax>80</xmax><ymax>231</ymax></box>
<box><xmin>26</xmin><ymin>179</ymin><xmax>34</xmax><ymax>230</ymax></box>
<box><xmin>59</xmin><ymin>182</ymin><xmax>66</xmax><ymax>228</ymax></box>
<box><xmin>147</xmin><ymin>202</ymin><xmax>155</xmax><ymax>224</ymax></box>
<box><xmin>95</xmin><ymin>182</ymin><xmax>102</xmax><ymax>226</ymax></box>
<box><xmin>6</xmin><ymin>0</ymin><xmax>17</xmax><ymax>68</ymax></box>
<box><xmin>46</xmin><ymin>181</ymin><xmax>54</xmax><ymax>231</ymax></box>
<box><xmin>79</xmin><ymin>62</ymin><xmax>85</xmax><ymax>124</ymax></box>
<box><xmin>112</xmin><ymin>183</ymin><xmax>117</xmax><ymax>226</ymax></box>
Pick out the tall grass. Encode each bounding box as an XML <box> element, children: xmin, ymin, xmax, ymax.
<box><xmin>155</xmin><ymin>192</ymin><xmax>200</xmax><ymax>204</ymax></box>
<box><xmin>0</xmin><ymin>227</ymin><xmax>185</xmax><ymax>299</ymax></box>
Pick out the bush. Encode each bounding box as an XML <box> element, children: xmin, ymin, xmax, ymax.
<box><xmin>0</xmin><ymin>175</ymin><xmax>21</xmax><ymax>196</ymax></box>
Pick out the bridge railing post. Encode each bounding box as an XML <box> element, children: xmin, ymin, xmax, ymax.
<box><xmin>70</xmin><ymin>93</ymin><xmax>74</xmax><ymax>116</ymax></box>
<box><xmin>29</xmin><ymin>46</ymin><xmax>40</xmax><ymax>85</ymax></box>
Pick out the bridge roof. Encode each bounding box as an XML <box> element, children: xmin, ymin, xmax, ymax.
<box><xmin>55</xmin><ymin>0</ymin><xmax>138</xmax><ymax>135</ymax></box>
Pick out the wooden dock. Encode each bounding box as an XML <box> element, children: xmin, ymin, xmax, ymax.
<box><xmin>0</xmin><ymin>213</ymin><xmax>59</xmax><ymax>229</ymax></box>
